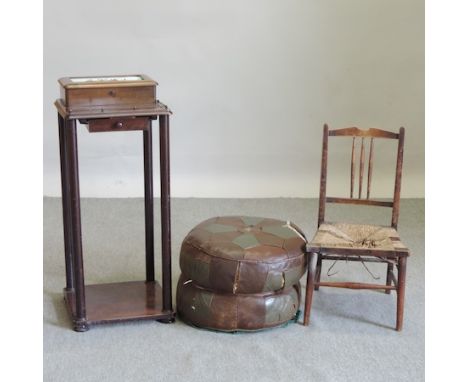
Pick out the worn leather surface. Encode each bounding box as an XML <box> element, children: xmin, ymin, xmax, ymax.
<box><xmin>180</xmin><ymin>216</ymin><xmax>307</xmax><ymax>294</ymax></box>
<box><xmin>177</xmin><ymin>275</ymin><xmax>301</xmax><ymax>332</ymax></box>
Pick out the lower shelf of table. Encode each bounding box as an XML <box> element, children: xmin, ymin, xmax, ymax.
<box><xmin>64</xmin><ymin>280</ymin><xmax>174</xmax><ymax>329</ymax></box>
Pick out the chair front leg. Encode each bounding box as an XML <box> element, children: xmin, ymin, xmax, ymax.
<box><xmin>304</xmin><ymin>251</ymin><xmax>317</xmax><ymax>326</ymax></box>
<box><xmin>396</xmin><ymin>256</ymin><xmax>407</xmax><ymax>331</ymax></box>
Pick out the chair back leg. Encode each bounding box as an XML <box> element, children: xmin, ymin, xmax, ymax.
<box><xmin>314</xmin><ymin>254</ymin><xmax>322</xmax><ymax>291</ymax></box>
<box><xmin>385</xmin><ymin>263</ymin><xmax>394</xmax><ymax>294</ymax></box>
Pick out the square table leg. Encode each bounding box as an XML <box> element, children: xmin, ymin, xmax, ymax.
<box><xmin>57</xmin><ymin>114</ymin><xmax>74</xmax><ymax>292</ymax></box>
<box><xmin>159</xmin><ymin>115</ymin><xmax>173</xmax><ymax>316</ymax></box>
<box><xmin>143</xmin><ymin>121</ymin><xmax>155</xmax><ymax>282</ymax></box>
<box><xmin>64</xmin><ymin>118</ymin><xmax>89</xmax><ymax>332</ymax></box>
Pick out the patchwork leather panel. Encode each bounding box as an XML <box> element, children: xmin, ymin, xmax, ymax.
<box><xmin>179</xmin><ymin>216</ymin><xmax>307</xmax><ymax>294</ymax></box>
<box><xmin>176</xmin><ymin>276</ymin><xmax>301</xmax><ymax>332</ymax></box>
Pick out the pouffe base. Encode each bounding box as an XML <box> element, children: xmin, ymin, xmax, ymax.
<box><xmin>176</xmin><ymin>276</ymin><xmax>301</xmax><ymax>332</ymax></box>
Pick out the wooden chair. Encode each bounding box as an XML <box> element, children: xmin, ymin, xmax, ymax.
<box><xmin>303</xmin><ymin>125</ymin><xmax>409</xmax><ymax>331</ymax></box>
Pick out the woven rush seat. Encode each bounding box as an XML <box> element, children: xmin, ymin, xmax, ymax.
<box><xmin>307</xmin><ymin>222</ymin><xmax>409</xmax><ymax>254</ymax></box>
<box><xmin>177</xmin><ymin>276</ymin><xmax>301</xmax><ymax>332</ymax></box>
<box><xmin>179</xmin><ymin>216</ymin><xmax>307</xmax><ymax>294</ymax></box>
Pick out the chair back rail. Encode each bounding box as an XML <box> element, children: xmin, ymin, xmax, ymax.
<box><xmin>318</xmin><ymin>124</ymin><xmax>405</xmax><ymax>229</ymax></box>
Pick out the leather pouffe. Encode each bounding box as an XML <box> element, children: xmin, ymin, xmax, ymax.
<box><xmin>177</xmin><ymin>216</ymin><xmax>307</xmax><ymax>331</ymax></box>
<box><xmin>180</xmin><ymin>216</ymin><xmax>307</xmax><ymax>294</ymax></box>
<box><xmin>177</xmin><ymin>276</ymin><xmax>301</xmax><ymax>332</ymax></box>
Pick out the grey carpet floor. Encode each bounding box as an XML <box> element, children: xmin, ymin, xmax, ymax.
<box><xmin>43</xmin><ymin>197</ymin><xmax>424</xmax><ymax>382</ymax></box>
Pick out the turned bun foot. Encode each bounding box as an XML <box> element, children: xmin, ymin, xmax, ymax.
<box><xmin>73</xmin><ymin>319</ymin><xmax>89</xmax><ymax>332</ymax></box>
<box><xmin>157</xmin><ymin>316</ymin><xmax>175</xmax><ymax>324</ymax></box>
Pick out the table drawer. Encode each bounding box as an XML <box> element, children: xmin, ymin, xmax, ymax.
<box><xmin>86</xmin><ymin>117</ymin><xmax>149</xmax><ymax>133</ymax></box>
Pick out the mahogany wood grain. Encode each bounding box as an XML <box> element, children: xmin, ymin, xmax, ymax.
<box><xmin>64</xmin><ymin>281</ymin><xmax>173</xmax><ymax>324</ymax></box>
<box><xmin>87</xmin><ymin>116</ymin><xmax>149</xmax><ymax>133</ymax></box>
<box><xmin>159</xmin><ymin>115</ymin><xmax>173</xmax><ymax>313</ymax></box>
<box><xmin>57</xmin><ymin>114</ymin><xmax>74</xmax><ymax>291</ymax></box>
<box><xmin>64</xmin><ymin>119</ymin><xmax>88</xmax><ymax>332</ymax></box>
<box><xmin>55</xmin><ymin>77</ymin><xmax>175</xmax><ymax>331</ymax></box>
<box><xmin>64</xmin><ymin>86</ymin><xmax>155</xmax><ymax>110</ymax></box>
<box><xmin>58</xmin><ymin>74</ymin><xmax>156</xmax><ymax>111</ymax></box>
<box><xmin>55</xmin><ymin>99</ymin><xmax>171</xmax><ymax>120</ymax></box>
<box><xmin>143</xmin><ymin>122</ymin><xmax>155</xmax><ymax>282</ymax></box>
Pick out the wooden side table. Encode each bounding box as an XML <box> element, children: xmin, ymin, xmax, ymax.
<box><xmin>55</xmin><ymin>94</ymin><xmax>175</xmax><ymax>331</ymax></box>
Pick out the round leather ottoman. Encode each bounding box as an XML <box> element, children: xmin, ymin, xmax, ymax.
<box><xmin>177</xmin><ymin>216</ymin><xmax>307</xmax><ymax>331</ymax></box>
<box><xmin>177</xmin><ymin>276</ymin><xmax>301</xmax><ymax>332</ymax></box>
<box><xmin>180</xmin><ymin>216</ymin><xmax>307</xmax><ymax>294</ymax></box>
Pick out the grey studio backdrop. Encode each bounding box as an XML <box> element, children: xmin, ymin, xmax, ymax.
<box><xmin>43</xmin><ymin>0</ymin><xmax>424</xmax><ymax>199</ymax></box>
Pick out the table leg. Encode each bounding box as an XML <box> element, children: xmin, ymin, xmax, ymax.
<box><xmin>143</xmin><ymin>121</ymin><xmax>155</xmax><ymax>282</ymax></box>
<box><xmin>65</xmin><ymin>118</ymin><xmax>88</xmax><ymax>332</ymax></box>
<box><xmin>159</xmin><ymin>115</ymin><xmax>173</xmax><ymax>314</ymax></box>
<box><xmin>58</xmin><ymin>113</ymin><xmax>74</xmax><ymax>291</ymax></box>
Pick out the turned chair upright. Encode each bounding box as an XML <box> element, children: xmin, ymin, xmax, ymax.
<box><xmin>303</xmin><ymin>124</ymin><xmax>409</xmax><ymax>331</ymax></box>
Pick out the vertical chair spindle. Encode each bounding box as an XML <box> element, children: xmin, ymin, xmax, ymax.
<box><xmin>358</xmin><ymin>137</ymin><xmax>365</xmax><ymax>199</ymax></box>
<box><xmin>367</xmin><ymin>138</ymin><xmax>374</xmax><ymax>199</ymax></box>
<box><xmin>350</xmin><ymin>137</ymin><xmax>356</xmax><ymax>198</ymax></box>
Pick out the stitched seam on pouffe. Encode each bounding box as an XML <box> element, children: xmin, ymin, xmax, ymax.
<box><xmin>179</xmin><ymin>277</ymin><xmax>289</xmax><ymax>297</ymax></box>
<box><xmin>183</xmin><ymin>240</ymin><xmax>305</xmax><ymax>264</ymax></box>
<box><xmin>180</xmin><ymin>241</ymin><xmax>306</xmax><ymax>294</ymax></box>
<box><xmin>176</xmin><ymin>276</ymin><xmax>301</xmax><ymax>331</ymax></box>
